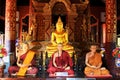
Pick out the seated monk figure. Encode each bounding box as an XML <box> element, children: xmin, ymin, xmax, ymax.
<box><xmin>46</xmin><ymin>16</ymin><xmax>74</xmax><ymax>57</ymax></box>
<box><xmin>8</xmin><ymin>42</ymin><xmax>38</xmax><ymax>76</ymax></box>
<box><xmin>84</xmin><ymin>43</ymin><xmax>110</xmax><ymax>76</ymax></box>
<box><xmin>47</xmin><ymin>43</ymin><xmax>74</xmax><ymax>76</ymax></box>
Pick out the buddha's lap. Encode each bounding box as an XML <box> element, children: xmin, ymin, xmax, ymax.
<box><xmin>46</xmin><ymin>49</ymin><xmax>74</xmax><ymax>57</ymax></box>
<box><xmin>46</xmin><ymin>43</ymin><xmax>74</xmax><ymax>57</ymax></box>
<box><xmin>46</xmin><ymin>44</ymin><xmax>74</xmax><ymax>50</ymax></box>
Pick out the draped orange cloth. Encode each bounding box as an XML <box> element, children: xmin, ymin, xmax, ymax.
<box><xmin>17</xmin><ymin>50</ymin><xmax>35</xmax><ymax>76</ymax></box>
<box><xmin>84</xmin><ymin>53</ymin><xmax>110</xmax><ymax>75</ymax></box>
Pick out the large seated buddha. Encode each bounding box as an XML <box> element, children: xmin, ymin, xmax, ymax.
<box><xmin>46</xmin><ymin>17</ymin><xmax>74</xmax><ymax>57</ymax></box>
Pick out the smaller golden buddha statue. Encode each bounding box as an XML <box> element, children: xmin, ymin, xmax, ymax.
<box><xmin>46</xmin><ymin>17</ymin><xmax>74</xmax><ymax>57</ymax></box>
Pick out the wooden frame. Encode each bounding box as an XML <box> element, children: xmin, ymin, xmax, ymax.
<box><xmin>0</xmin><ymin>33</ymin><xmax>4</xmax><ymax>46</ymax></box>
<box><xmin>117</xmin><ymin>35</ymin><xmax>120</xmax><ymax>46</ymax></box>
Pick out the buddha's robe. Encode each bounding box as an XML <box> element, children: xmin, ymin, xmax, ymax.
<box><xmin>46</xmin><ymin>31</ymin><xmax>74</xmax><ymax>57</ymax></box>
<box><xmin>84</xmin><ymin>53</ymin><xmax>110</xmax><ymax>75</ymax></box>
<box><xmin>8</xmin><ymin>51</ymin><xmax>38</xmax><ymax>75</ymax></box>
<box><xmin>47</xmin><ymin>50</ymin><xmax>74</xmax><ymax>75</ymax></box>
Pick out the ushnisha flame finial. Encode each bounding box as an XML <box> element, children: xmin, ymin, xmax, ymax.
<box><xmin>56</xmin><ymin>16</ymin><xmax>63</xmax><ymax>24</ymax></box>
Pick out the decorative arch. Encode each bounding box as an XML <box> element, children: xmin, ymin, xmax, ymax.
<box><xmin>52</xmin><ymin>2</ymin><xmax>67</xmax><ymax>15</ymax></box>
<box><xmin>52</xmin><ymin>2</ymin><xmax>67</xmax><ymax>28</ymax></box>
<box><xmin>49</xmin><ymin>0</ymin><xmax>71</xmax><ymax>12</ymax></box>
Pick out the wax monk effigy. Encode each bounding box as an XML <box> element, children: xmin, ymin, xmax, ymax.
<box><xmin>8</xmin><ymin>42</ymin><xmax>38</xmax><ymax>76</ymax></box>
<box><xmin>84</xmin><ymin>43</ymin><xmax>110</xmax><ymax>76</ymax></box>
<box><xmin>47</xmin><ymin>43</ymin><xmax>74</xmax><ymax>76</ymax></box>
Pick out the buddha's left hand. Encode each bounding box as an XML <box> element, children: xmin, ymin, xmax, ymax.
<box><xmin>63</xmin><ymin>42</ymin><xmax>67</xmax><ymax>45</ymax></box>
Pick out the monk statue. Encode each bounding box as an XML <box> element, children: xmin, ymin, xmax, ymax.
<box><xmin>46</xmin><ymin>17</ymin><xmax>74</xmax><ymax>57</ymax></box>
<box><xmin>47</xmin><ymin>43</ymin><xmax>74</xmax><ymax>77</ymax></box>
<box><xmin>84</xmin><ymin>43</ymin><xmax>110</xmax><ymax>76</ymax></box>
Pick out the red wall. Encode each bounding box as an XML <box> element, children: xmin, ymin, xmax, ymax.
<box><xmin>18</xmin><ymin>6</ymin><xmax>29</xmax><ymax>20</ymax></box>
<box><xmin>90</xmin><ymin>6</ymin><xmax>105</xmax><ymax>43</ymax></box>
<box><xmin>90</xmin><ymin>6</ymin><xmax>105</xmax><ymax>23</ymax></box>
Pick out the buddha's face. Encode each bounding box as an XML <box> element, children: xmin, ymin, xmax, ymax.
<box><xmin>56</xmin><ymin>23</ymin><xmax>63</xmax><ymax>32</ymax></box>
<box><xmin>56</xmin><ymin>17</ymin><xmax>64</xmax><ymax>32</ymax></box>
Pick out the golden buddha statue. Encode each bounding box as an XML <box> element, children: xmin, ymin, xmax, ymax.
<box><xmin>46</xmin><ymin>17</ymin><xmax>74</xmax><ymax>57</ymax></box>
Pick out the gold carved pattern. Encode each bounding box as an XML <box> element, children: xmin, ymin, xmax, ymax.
<box><xmin>45</xmin><ymin>21</ymin><xmax>51</xmax><ymax>40</ymax></box>
<box><xmin>5</xmin><ymin>0</ymin><xmax>16</xmax><ymax>31</ymax></box>
<box><xmin>5</xmin><ymin>0</ymin><xmax>16</xmax><ymax>41</ymax></box>
<box><xmin>106</xmin><ymin>0</ymin><xmax>116</xmax><ymax>42</ymax></box>
<box><xmin>74</xmin><ymin>4</ymin><xmax>89</xmax><ymax>42</ymax></box>
<box><xmin>48</xmin><ymin>0</ymin><xmax>71</xmax><ymax>12</ymax></box>
<box><xmin>32</xmin><ymin>0</ymin><xmax>45</xmax><ymax>12</ymax></box>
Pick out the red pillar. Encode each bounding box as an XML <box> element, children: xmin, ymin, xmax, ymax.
<box><xmin>29</xmin><ymin>0</ymin><xmax>34</xmax><ymax>35</ymax></box>
<box><xmin>5</xmin><ymin>0</ymin><xmax>16</xmax><ymax>53</ymax></box>
<box><xmin>105</xmin><ymin>0</ymin><xmax>117</xmax><ymax>54</ymax></box>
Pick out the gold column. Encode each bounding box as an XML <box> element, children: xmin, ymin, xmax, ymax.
<box><xmin>105</xmin><ymin>0</ymin><xmax>116</xmax><ymax>53</ymax></box>
<box><xmin>5</xmin><ymin>0</ymin><xmax>16</xmax><ymax>52</ymax></box>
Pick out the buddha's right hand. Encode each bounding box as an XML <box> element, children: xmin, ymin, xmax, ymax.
<box><xmin>63</xmin><ymin>42</ymin><xmax>67</xmax><ymax>45</ymax></box>
<box><xmin>52</xmin><ymin>42</ymin><xmax>57</xmax><ymax>46</ymax></box>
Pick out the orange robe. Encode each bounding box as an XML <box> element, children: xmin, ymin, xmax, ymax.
<box><xmin>84</xmin><ymin>53</ymin><xmax>110</xmax><ymax>75</ymax></box>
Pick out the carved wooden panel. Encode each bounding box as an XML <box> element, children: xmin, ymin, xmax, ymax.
<box><xmin>74</xmin><ymin>4</ymin><xmax>90</xmax><ymax>42</ymax></box>
<box><xmin>36</xmin><ymin>14</ymin><xmax>45</xmax><ymax>41</ymax></box>
<box><xmin>52</xmin><ymin>2</ymin><xmax>67</xmax><ymax>15</ymax></box>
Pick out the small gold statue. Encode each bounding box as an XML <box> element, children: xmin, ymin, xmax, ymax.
<box><xmin>46</xmin><ymin>17</ymin><xmax>74</xmax><ymax>57</ymax></box>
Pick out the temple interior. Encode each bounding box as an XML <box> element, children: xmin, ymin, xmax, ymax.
<box><xmin>0</xmin><ymin>0</ymin><xmax>120</xmax><ymax>80</ymax></box>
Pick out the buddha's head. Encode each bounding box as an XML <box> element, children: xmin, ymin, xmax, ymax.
<box><xmin>56</xmin><ymin>17</ymin><xmax>64</xmax><ymax>32</ymax></box>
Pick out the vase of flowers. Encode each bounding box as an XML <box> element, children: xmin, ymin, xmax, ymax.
<box><xmin>0</xmin><ymin>45</ymin><xmax>7</xmax><ymax>67</ymax></box>
<box><xmin>112</xmin><ymin>47</ymin><xmax>120</xmax><ymax>67</ymax></box>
